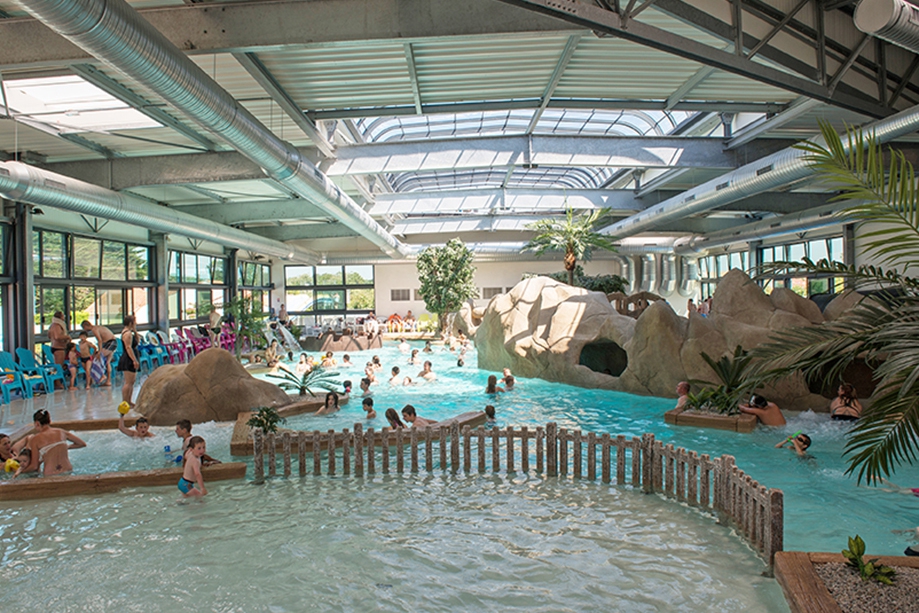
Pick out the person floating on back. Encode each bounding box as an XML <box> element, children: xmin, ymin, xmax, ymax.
<box><xmin>178</xmin><ymin>436</ymin><xmax>208</xmax><ymax>499</ymax></box>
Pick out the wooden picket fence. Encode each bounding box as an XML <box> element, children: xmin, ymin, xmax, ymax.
<box><xmin>251</xmin><ymin>422</ymin><xmax>783</xmax><ymax>567</ymax></box>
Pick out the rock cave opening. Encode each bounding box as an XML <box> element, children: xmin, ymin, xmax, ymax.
<box><xmin>579</xmin><ymin>341</ymin><xmax>628</xmax><ymax>377</ymax></box>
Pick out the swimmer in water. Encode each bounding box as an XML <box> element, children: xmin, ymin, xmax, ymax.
<box><xmin>119</xmin><ymin>415</ymin><xmax>155</xmax><ymax>439</ymax></box>
<box><xmin>178</xmin><ymin>436</ymin><xmax>208</xmax><ymax>499</ymax></box>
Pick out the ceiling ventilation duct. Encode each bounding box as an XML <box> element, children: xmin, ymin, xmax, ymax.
<box><xmin>639</xmin><ymin>255</ymin><xmax>658</xmax><ymax>293</ymax></box>
<box><xmin>678</xmin><ymin>257</ymin><xmax>699</xmax><ymax>297</ymax></box>
<box><xmin>673</xmin><ymin>204</ymin><xmax>847</xmax><ymax>256</ymax></box>
<box><xmin>659</xmin><ymin>254</ymin><xmax>677</xmax><ymax>295</ymax></box>
<box><xmin>855</xmin><ymin>0</ymin><xmax>919</xmax><ymax>53</ymax></box>
<box><xmin>0</xmin><ymin>162</ymin><xmax>320</xmax><ymax>263</ymax></box>
<box><xmin>601</xmin><ymin>102</ymin><xmax>919</xmax><ymax>240</ymax></box>
<box><xmin>19</xmin><ymin>0</ymin><xmax>408</xmax><ymax>259</ymax></box>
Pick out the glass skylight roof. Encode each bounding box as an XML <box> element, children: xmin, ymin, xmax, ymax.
<box><xmin>390</xmin><ymin>166</ymin><xmax>621</xmax><ymax>192</ymax></box>
<box><xmin>356</xmin><ymin>108</ymin><xmax>695</xmax><ymax>142</ymax></box>
<box><xmin>1</xmin><ymin>75</ymin><xmax>161</xmax><ymax>133</ymax></box>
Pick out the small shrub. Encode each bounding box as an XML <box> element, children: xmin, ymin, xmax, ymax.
<box><xmin>687</xmin><ymin>346</ymin><xmax>758</xmax><ymax>415</ymax></box>
<box><xmin>842</xmin><ymin>535</ymin><xmax>896</xmax><ymax>585</ymax></box>
<box><xmin>247</xmin><ymin>406</ymin><xmax>285</xmax><ymax>434</ymax></box>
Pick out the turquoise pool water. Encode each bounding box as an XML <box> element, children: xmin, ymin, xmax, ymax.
<box><xmin>270</xmin><ymin>343</ymin><xmax>919</xmax><ymax>557</ymax></box>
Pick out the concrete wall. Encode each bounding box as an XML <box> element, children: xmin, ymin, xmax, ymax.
<box><xmin>373</xmin><ymin>259</ymin><xmax>623</xmax><ymax>317</ymax></box>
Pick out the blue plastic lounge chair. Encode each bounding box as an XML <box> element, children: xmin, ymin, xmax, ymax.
<box><xmin>18</xmin><ymin>347</ymin><xmax>66</xmax><ymax>391</ymax></box>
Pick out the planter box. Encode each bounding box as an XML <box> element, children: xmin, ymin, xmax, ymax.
<box><xmin>664</xmin><ymin>408</ymin><xmax>759</xmax><ymax>433</ymax></box>
<box><xmin>774</xmin><ymin>551</ymin><xmax>919</xmax><ymax>613</ymax></box>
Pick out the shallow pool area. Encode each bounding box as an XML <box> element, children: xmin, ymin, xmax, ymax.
<box><xmin>0</xmin><ymin>474</ymin><xmax>787</xmax><ymax>613</ymax></box>
<box><xmin>265</xmin><ymin>343</ymin><xmax>919</xmax><ymax>556</ymax></box>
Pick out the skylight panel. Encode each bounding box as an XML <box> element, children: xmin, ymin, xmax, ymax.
<box><xmin>2</xmin><ymin>74</ymin><xmax>161</xmax><ymax>133</ymax></box>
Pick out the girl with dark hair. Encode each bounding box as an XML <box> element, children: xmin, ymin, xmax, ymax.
<box><xmin>117</xmin><ymin>315</ymin><xmax>140</xmax><ymax>407</ymax></box>
<box><xmin>385</xmin><ymin>408</ymin><xmax>405</xmax><ymax>429</ymax></box>
<box><xmin>830</xmin><ymin>383</ymin><xmax>863</xmax><ymax>421</ymax></box>
<box><xmin>316</xmin><ymin>391</ymin><xmax>340</xmax><ymax>416</ymax></box>
<box><xmin>485</xmin><ymin>374</ymin><xmax>505</xmax><ymax>395</ymax></box>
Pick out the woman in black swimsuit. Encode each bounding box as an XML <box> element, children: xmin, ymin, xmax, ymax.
<box><xmin>117</xmin><ymin>315</ymin><xmax>140</xmax><ymax>407</ymax></box>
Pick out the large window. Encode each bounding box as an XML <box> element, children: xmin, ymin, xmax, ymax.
<box><xmin>239</xmin><ymin>260</ymin><xmax>272</xmax><ymax>314</ymax></box>
<box><xmin>167</xmin><ymin>250</ymin><xmax>228</xmax><ymax>325</ymax></box>
<box><xmin>33</xmin><ymin>229</ymin><xmax>153</xmax><ymax>337</ymax></box>
<box><xmin>284</xmin><ymin>264</ymin><xmax>374</xmax><ymax>325</ymax></box>
<box><xmin>698</xmin><ymin>249</ymin><xmax>748</xmax><ymax>299</ymax></box>
<box><xmin>759</xmin><ymin>236</ymin><xmax>845</xmax><ymax>297</ymax></box>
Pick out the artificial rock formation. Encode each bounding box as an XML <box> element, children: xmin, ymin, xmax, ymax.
<box><xmin>134</xmin><ymin>348</ymin><xmax>291</xmax><ymax>425</ymax></box>
<box><xmin>476</xmin><ymin>271</ymin><xmax>830</xmax><ymax>411</ymax></box>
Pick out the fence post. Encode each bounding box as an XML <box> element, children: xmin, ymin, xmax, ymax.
<box><xmin>572</xmin><ymin>430</ymin><xmax>582</xmax><ymax>479</ymax></box>
<box><xmin>587</xmin><ymin>432</ymin><xmax>597</xmax><ymax>481</ymax></box>
<box><xmin>396</xmin><ymin>428</ymin><xmax>405</xmax><ymax>474</ymax></box>
<box><xmin>450</xmin><ymin>421</ymin><xmax>460</xmax><ymax>473</ymax></box>
<box><xmin>477</xmin><ymin>426</ymin><xmax>486</xmax><ymax>473</ymax></box>
<box><xmin>506</xmin><ymin>426</ymin><xmax>515</xmax><ymax>473</ymax></box>
<box><xmin>766</xmin><ymin>489</ymin><xmax>784</xmax><ymax>569</ymax></box>
<box><xmin>559</xmin><ymin>427</ymin><xmax>568</xmax><ymax>476</ymax></box>
<box><xmin>366</xmin><ymin>427</ymin><xmax>375</xmax><ymax>474</ymax></box>
<box><xmin>425</xmin><ymin>427</ymin><xmax>434</xmax><ymax>472</ymax></box>
<box><xmin>536</xmin><ymin>426</ymin><xmax>544</xmax><ymax>473</ymax></box>
<box><xmin>547</xmin><ymin>422</ymin><xmax>558</xmax><ymax>477</ymax></box>
<box><xmin>410</xmin><ymin>426</ymin><xmax>419</xmax><ymax>473</ymax></box>
<box><xmin>491</xmin><ymin>426</ymin><xmax>500</xmax><ymax>472</ymax></box>
<box><xmin>282</xmin><ymin>432</ymin><xmax>292</xmax><ymax>477</ymax></box>
<box><xmin>520</xmin><ymin>426</ymin><xmax>529</xmax><ymax>473</ymax></box>
<box><xmin>700</xmin><ymin>454</ymin><xmax>710</xmax><ymax>508</ymax></box>
<box><xmin>463</xmin><ymin>425</ymin><xmax>471</xmax><ymax>473</ymax></box>
<box><xmin>253</xmin><ymin>428</ymin><xmax>264</xmax><ymax>483</ymax></box>
<box><xmin>439</xmin><ymin>426</ymin><xmax>447</xmax><ymax>470</ymax></box>
<box><xmin>630</xmin><ymin>436</ymin><xmax>641</xmax><ymax>486</ymax></box>
<box><xmin>601</xmin><ymin>434</ymin><xmax>611</xmax><ymax>484</ymax></box>
<box><xmin>641</xmin><ymin>433</ymin><xmax>654</xmax><ymax>494</ymax></box>
<box><xmin>342</xmin><ymin>429</ymin><xmax>351</xmax><ymax>476</ymax></box>
<box><xmin>327</xmin><ymin>430</ymin><xmax>336</xmax><ymax>476</ymax></box>
<box><xmin>354</xmin><ymin>423</ymin><xmax>364</xmax><ymax>477</ymax></box>
<box><xmin>616</xmin><ymin>435</ymin><xmax>626</xmax><ymax>484</ymax></box>
<box><xmin>382</xmin><ymin>429</ymin><xmax>390</xmax><ymax>474</ymax></box>
<box><xmin>312</xmin><ymin>430</ymin><xmax>321</xmax><ymax>476</ymax></box>
<box><xmin>298</xmin><ymin>431</ymin><xmax>307</xmax><ymax>477</ymax></box>
<box><xmin>267</xmin><ymin>432</ymin><xmax>277</xmax><ymax>477</ymax></box>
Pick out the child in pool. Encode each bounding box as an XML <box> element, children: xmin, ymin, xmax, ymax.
<box><xmin>178</xmin><ymin>436</ymin><xmax>208</xmax><ymax>498</ymax></box>
<box><xmin>775</xmin><ymin>432</ymin><xmax>811</xmax><ymax>456</ymax></box>
<box><xmin>485</xmin><ymin>404</ymin><xmax>496</xmax><ymax>427</ymax></box>
<box><xmin>363</xmin><ymin>397</ymin><xmax>376</xmax><ymax>419</ymax></box>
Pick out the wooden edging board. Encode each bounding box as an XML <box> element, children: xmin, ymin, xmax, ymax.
<box><xmin>664</xmin><ymin>408</ymin><xmax>759</xmax><ymax>433</ymax></box>
<box><xmin>774</xmin><ymin>551</ymin><xmax>919</xmax><ymax>613</ymax></box>
<box><xmin>231</xmin><ymin>411</ymin><xmax>488</xmax><ymax>456</ymax></box>
<box><xmin>0</xmin><ymin>462</ymin><xmax>246</xmax><ymax>502</ymax></box>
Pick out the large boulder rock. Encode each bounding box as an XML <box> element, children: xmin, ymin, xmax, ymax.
<box><xmin>476</xmin><ymin>277</ymin><xmax>636</xmax><ymax>389</ymax></box>
<box><xmin>135</xmin><ymin>348</ymin><xmax>291</xmax><ymax>425</ymax></box>
<box><xmin>475</xmin><ymin>271</ymin><xmax>860</xmax><ymax>413</ymax></box>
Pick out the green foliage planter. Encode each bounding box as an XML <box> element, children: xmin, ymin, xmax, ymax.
<box><xmin>416</xmin><ymin>239</ymin><xmax>478</xmax><ymax>332</ymax></box>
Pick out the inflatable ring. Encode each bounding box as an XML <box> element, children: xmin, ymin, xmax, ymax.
<box><xmin>117</xmin><ymin>401</ymin><xmax>131</xmax><ymax>415</ymax></box>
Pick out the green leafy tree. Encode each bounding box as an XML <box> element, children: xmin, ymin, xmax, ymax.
<box><xmin>246</xmin><ymin>406</ymin><xmax>285</xmax><ymax>434</ymax></box>
<box><xmin>526</xmin><ymin>265</ymin><xmax>628</xmax><ymax>294</ymax></box>
<box><xmin>753</xmin><ymin>121</ymin><xmax>919</xmax><ymax>483</ymax></box>
<box><xmin>268</xmin><ymin>368</ymin><xmax>340</xmax><ymax>397</ymax></box>
<box><xmin>223</xmin><ymin>293</ymin><xmax>267</xmax><ymax>360</ymax></box>
<box><xmin>523</xmin><ymin>207</ymin><xmax>618</xmax><ymax>286</ymax></box>
<box><xmin>687</xmin><ymin>346</ymin><xmax>757</xmax><ymax>415</ymax></box>
<box><xmin>416</xmin><ymin>239</ymin><xmax>478</xmax><ymax>331</ymax></box>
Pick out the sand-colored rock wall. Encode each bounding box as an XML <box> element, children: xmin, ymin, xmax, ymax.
<box><xmin>476</xmin><ymin>271</ymin><xmax>832</xmax><ymax>412</ymax></box>
<box><xmin>134</xmin><ymin>348</ymin><xmax>292</xmax><ymax>425</ymax></box>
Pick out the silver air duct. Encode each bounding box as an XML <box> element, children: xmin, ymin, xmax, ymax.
<box><xmin>601</xmin><ymin>102</ymin><xmax>919</xmax><ymax>239</ymax></box>
<box><xmin>855</xmin><ymin>0</ymin><xmax>919</xmax><ymax>53</ymax></box>
<box><xmin>639</xmin><ymin>254</ymin><xmax>658</xmax><ymax>293</ymax></box>
<box><xmin>659</xmin><ymin>254</ymin><xmax>677</xmax><ymax>295</ymax></box>
<box><xmin>678</xmin><ymin>256</ymin><xmax>699</xmax><ymax>297</ymax></box>
<box><xmin>673</xmin><ymin>203</ymin><xmax>847</xmax><ymax>255</ymax></box>
<box><xmin>0</xmin><ymin>162</ymin><xmax>319</xmax><ymax>263</ymax></box>
<box><xmin>609</xmin><ymin>255</ymin><xmax>636</xmax><ymax>292</ymax></box>
<box><xmin>20</xmin><ymin>0</ymin><xmax>408</xmax><ymax>259</ymax></box>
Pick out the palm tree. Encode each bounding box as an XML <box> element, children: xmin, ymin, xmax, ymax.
<box><xmin>524</xmin><ymin>206</ymin><xmax>618</xmax><ymax>286</ymax></box>
<box><xmin>268</xmin><ymin>367</ymin><xmax>340</xmax><ymax>397</ymax></box>
<box><xmin>753</xmin><ymin>120</ymin><xmax>919</xmax><ymax>483</ymax></box>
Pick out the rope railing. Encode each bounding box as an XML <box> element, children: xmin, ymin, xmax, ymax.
<box><xmin>252</xmin><ymin>422</ymin><xmax>783</xmax><ymax>567</ymax></box>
